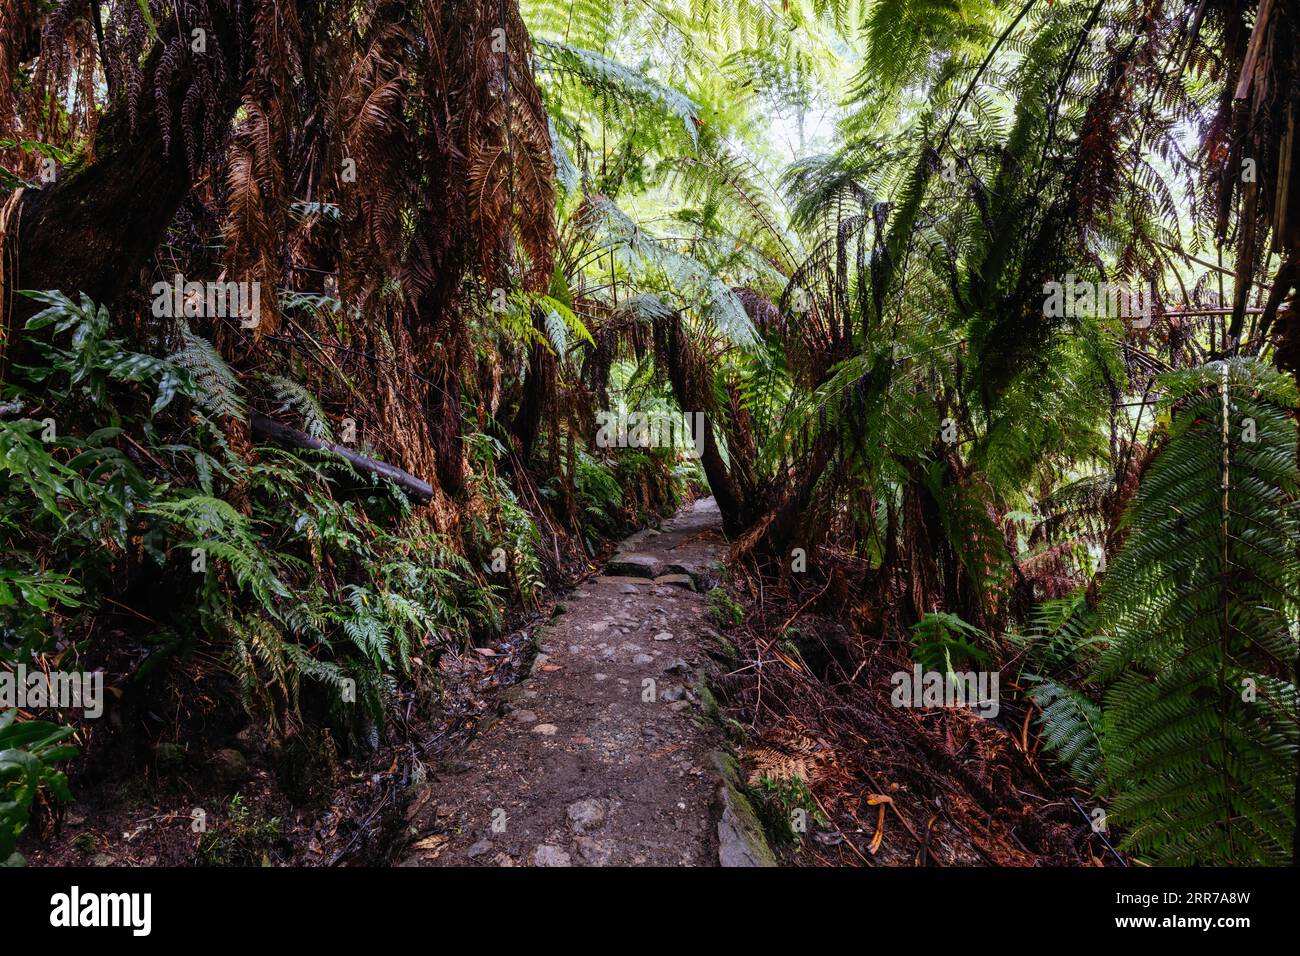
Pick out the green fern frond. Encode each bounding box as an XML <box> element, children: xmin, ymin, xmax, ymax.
<box><xmin>535</xmin><ymin>39</ymin><xmax>701</xmax><ymax>146</ymax></box>
<box><xmin>168</xmin><ymin>325</ymin><xmax>245</xmax><ymax>420</ymax></box>
<box><xmin>1024</xmin><ymin>676</ymin><xmax>1106</xmax><ymax>791</ymax></box>
<box><xmin>1095</xmin><ymin>358</ymin><xmax>1299</xmax><ymax>866</ymax></box>
<box><xmin>263</xmin><ymin>375</ymin><xmax>333</xmax><ymax>440</ymax></box>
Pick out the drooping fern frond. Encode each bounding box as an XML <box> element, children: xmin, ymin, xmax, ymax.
<box><xmin>548</xmin><ymin>114</ymin><xmax>581</xmax><ymax>197</ymax></box>
<box><xmin>263</xmin><ymin>375</ymin><xmax>332</xmax><ymax>441</ymax></box>
<box><xmin>579</xmin><ymin>195</ymin><xmax>758</xmax><ymax>347</ymax></box>
<box><xmin>534</xmin><ymin>38</ymin><xmax>701</xmax><ymax>147</ymax></box>
<box><xmin>536</xmin><ymin>293</ymin><xmax>595</xmax><ymax>358</ymax></box>
<box><xmin>543</xmin><ymin>305</ymin><xmax>567</xmax><ymax>359</ymax></box>
<box><xmin>146</xmin><ymin>495</ymin><xmax>287</xmax><ymax>608</ymax></box>
<box><xmin>664</xmin><ymin>150</ymin><xmax>799</xmax><ymax>271</ymax></box>
<box><xmin>229</xmin><ymin>611</ymin><xmax>295</xmax><ymax>722</ymax></box>
<box><xmin>168</xmin><ymin>325</ymin><xmax>245</xmax><ymax>421</ymax></box>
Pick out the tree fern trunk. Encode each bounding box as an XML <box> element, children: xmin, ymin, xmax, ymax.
<box><xmin>2</xmin><ymin>3</ymin><xmax>254</xmax><ymax>372</ymax></box>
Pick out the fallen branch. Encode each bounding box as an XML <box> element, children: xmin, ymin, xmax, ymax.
<box><xmin>250</xmin><ymin>413</ymin><xmax>434</xmax><ymax>503</ymax></box>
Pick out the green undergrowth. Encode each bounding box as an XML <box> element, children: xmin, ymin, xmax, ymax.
<box><xmin>0</xmin><ymin>292</ymin><xmax>694</xmax><ymax>854</ymax></box>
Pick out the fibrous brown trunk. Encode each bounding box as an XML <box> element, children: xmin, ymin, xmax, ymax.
<box><xmin>510</xmin><ymin>306</ymin><xmax>555</xmax><ymax>463</ymax></box>
<box><xmin>2</xmin><ymin>5</ymin><xmax>253</xmax><ymax>370</ymax></box>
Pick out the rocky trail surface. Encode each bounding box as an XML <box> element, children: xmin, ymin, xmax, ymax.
<box><xmin>400</xmin><ymin>497</ymin><xmax>764</xmax><ymax>867</ymax></box>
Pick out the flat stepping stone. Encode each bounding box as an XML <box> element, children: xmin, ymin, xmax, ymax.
<box><xmin>595</xmin><ymin>575</ymin><xmax>649</xmax><ymax>586</ymax></box>
<box><xmin>665</xmin><ymin>563</ymin><xmax>713</xmax><ymax>587</ymax></box>
<box><xmin>654</xmin><ymin>574</ymin><xmax>695</xmax><ymax>591</ymax></box>
<box><xmin>604</xmin><ymin>553</ymin><xmax>662</xmax><ymax>578</ymax></box>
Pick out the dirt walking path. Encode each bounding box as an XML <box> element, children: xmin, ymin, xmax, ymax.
<box><xmin>400</xmin><ymin>497</ymin><xmax>759</xmax><ymax>867</ymax></box>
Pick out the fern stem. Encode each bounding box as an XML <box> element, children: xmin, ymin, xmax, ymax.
<box><xmin>1218</xmin><ymin>361</ymin><xmax>1234</xmax><ymax>859</ymax></box>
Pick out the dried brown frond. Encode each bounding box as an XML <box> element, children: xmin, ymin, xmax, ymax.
<box><xmin>743</xmin><ymin>721</ymin><xmax>834</xmax><ymax>787</ymax></box>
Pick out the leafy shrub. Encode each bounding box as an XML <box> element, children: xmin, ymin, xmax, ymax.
<box><xmin>0</xmin><ymin>710</ymin><xmax>76</xmax><ymax>866</ymax></box>
<box><xmin>909</xmin><ymin>611</ymin><xmax>991</xmax><ymax>676</ymax></box>
<box><xmin>2</xmin><ymin>292</ymin><xmax>505</xmax><ymax>744</ymax></box>
<box><xmin>464</xmin><ymin>430</ymin><xmax>544</xmax><ymax>604</ymax></box>
<box><xmin>196</xmin><ymin>794</ymin><xmax>282</xmax><ymax>866</ymax></box>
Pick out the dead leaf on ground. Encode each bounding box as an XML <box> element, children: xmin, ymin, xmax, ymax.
<box><xmin>412</xmin><ymin>834</ymin><xmax>449</xmax><ymax>859</ymax></box>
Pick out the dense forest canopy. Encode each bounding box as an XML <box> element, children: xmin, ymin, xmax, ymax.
<box><xmin>1</xmin><ymin>0</ymin><xmax>1297</xmax><ymax>869</ymax></box>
